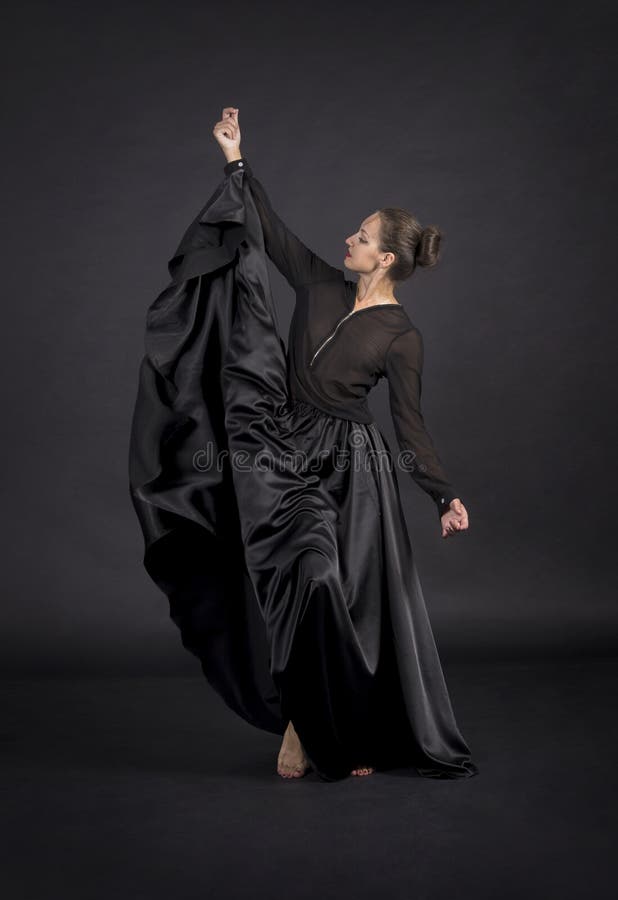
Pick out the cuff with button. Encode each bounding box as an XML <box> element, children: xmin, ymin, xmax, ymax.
<box><xmin>223</xmin><ymin>157</ymin><xmax>252</xmax><ymax>176</ymax></box>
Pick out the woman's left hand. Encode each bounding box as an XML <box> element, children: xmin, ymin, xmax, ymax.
<box><xmin>440</xmin><ymin>498</ymin><xmax>469</xmax><ymax>538</ymax></box>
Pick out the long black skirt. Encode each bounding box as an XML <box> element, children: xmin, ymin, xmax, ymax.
<box><xmin>128</xmin><ymin>171</ymin><xmax>478</xmax><ymax>781</ymax></box>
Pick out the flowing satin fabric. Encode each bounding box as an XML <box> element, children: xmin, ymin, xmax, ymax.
<box><xmin>129</xmin><ymin>169</ymin><xmax>478</xmax><ymax>781</ymax></box>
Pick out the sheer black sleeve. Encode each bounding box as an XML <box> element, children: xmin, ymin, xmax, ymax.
<box><xmin>384</xmin><ymin>327</ymin><xmax>459</xmax><ymax>519</ymax></box>
<box><xmin>223</xmin><ymin>157</ymin><xmax>343</xmax><ymax>289</ymax></box>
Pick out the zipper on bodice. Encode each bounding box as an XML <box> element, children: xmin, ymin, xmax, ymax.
<box><xmin>309</xmin><ymin>309</ymin><xmax>358</xmax><ymax>368</ymax></box>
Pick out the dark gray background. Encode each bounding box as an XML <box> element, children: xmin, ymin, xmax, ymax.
<box><xmin>2</xmin><ymin>0</ymin><xmax>616</xmax><ymax>673</ymax></box>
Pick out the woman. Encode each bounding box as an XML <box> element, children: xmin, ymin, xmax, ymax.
<box><xmin>129</xmin><ymin>106</ymin><xmax>478</xmax><ymax>783</ymax></box>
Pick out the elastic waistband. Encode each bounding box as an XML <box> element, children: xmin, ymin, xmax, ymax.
<box><xmin>284</xmin><ymin>396</ymin><xmax>375</xmax><ymax>426</ymax></box>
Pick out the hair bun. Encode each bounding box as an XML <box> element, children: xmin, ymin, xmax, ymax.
<box><xmin>416</xmin><ymin>225</ymin><xmax>442</xmax><ymax>269</ymax></box>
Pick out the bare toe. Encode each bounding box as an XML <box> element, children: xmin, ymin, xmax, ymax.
<box><xmin>351</xmin><ymin>764</ymin><xmax>375</xmax><ymax>776</ymax></box>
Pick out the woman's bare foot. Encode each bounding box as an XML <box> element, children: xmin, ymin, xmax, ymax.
<box><xmin>350</xmin><ymin>765</ymin><xmax>375</xmax><ymax>776</ymax></box>
<box><xmin>277</xmin><ymin>721</ymin><xmax>311</xmax><ymax>778</ymax></box>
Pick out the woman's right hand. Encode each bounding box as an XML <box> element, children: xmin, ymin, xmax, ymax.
<box><xmin>212</xmin><ymin>107</ymin><xmax>241</xmax><ymax>159</ymax></box>
<box><xmin>440</xmin><ymin>498</ymin><xmax>469</xmax><ymax>539</ymax></box>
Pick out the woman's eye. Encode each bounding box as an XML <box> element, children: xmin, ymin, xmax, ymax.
<box><xmin>359</xmin><ymin>237</ymin><xmax>367</xmax><ymax>243</ymax></box>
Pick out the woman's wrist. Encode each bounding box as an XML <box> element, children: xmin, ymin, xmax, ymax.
<box><xmin>224</xmin><ymin>148</ymin><xmax>243</xmax><ymax>164</ymax></box>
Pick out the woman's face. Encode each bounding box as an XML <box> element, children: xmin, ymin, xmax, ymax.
<box><xmin>344</xmin><ymin>212</ymin><xmax>389</xmax><ymax>275</ymax></box>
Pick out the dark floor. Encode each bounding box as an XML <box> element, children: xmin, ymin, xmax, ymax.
<box><xmin>1</xmin><ymin>657</ymin><xmax>616</xmax><ymax>900</ymax></box>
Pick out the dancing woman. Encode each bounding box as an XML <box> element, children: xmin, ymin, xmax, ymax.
<box><xmin>129</xmin><ymin>106</ymin><xmax>478</xmax><ymax>783</ymax></box>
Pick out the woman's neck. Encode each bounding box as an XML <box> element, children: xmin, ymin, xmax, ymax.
<box><xmin>355</xmin><ymin>285</ymin><xmax>399</xmax><ymax>306</ymax></box>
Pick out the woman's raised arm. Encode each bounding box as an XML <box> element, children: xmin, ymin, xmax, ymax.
<box><xmin>213</xmin><ymin>107</ymin><xmax>341</xmax><ymax>289</ymax></box>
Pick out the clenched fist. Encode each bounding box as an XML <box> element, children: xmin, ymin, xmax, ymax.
<box><xmin>213</xmin><ymin>107</ymin><xmax>242</xmax><ymax>160</ymax></box>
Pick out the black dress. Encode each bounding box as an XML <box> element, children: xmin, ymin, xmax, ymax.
<box><xmin>128</xmin><ymin>156</ymin><xmax>479</xmax><ymax>781</ymax></box>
